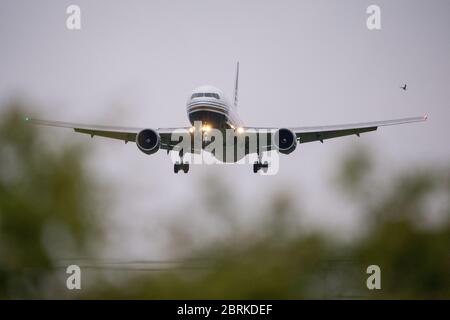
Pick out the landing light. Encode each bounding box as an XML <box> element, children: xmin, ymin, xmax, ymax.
<box><xmin>236</xmin><ymin>127</ymin><xmax>245</xmax><ymax>134</ymax></box>
<box><xmin>189</xmin><ymin>127</ymin><xmax>195</xmax><ymax>133</ymax></box>
<box><xmin>202</xmin><ymin>124</ymin><xmax>211</xmax><ymax>132</ymax></box>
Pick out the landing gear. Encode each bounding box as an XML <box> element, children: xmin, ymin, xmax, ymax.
<box><xmin>174</xmin><ymin>162</ymin><xmax>189</xmax><ymax>174</ymax></box>
<box><xmin>253</xmin><ymin>148</ymin><xmax>269</xmax><ymax>173</ymax></box>
<box><xmin>174</xmin><ymin>150</ymin><xmax>189</xmax><ymax>174</ymax></box>
<box><xmin>253</xmin><ymin>161</ymin><xmax>269</xmax><ymax>173</ymax></box>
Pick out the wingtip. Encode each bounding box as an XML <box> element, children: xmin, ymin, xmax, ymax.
<box><xmin>423</xmin><ymin>114</ymin><xmax>428</xmax><ymax>121</ymax></box>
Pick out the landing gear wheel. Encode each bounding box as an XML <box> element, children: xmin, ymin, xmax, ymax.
<box><xmin>261</xmin><ymin>161</ymin><xmax>269</xmax><ymax>173</ymax></box>
<box><xmin>253</xmin><ymin>161</ymin><xmax>269</xmax><ymax>174</ymax></box>
<box><xmin>174</xmin><ymin>162</ymin><xmax>189</xmax><ymax>174</ymax></box>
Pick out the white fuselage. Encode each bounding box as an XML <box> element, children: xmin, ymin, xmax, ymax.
<box><xmin>186</xmin><ymin>85</ymin><xmax>243</xmax><ymax>130</ymax></box>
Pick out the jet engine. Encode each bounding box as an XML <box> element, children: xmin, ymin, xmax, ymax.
<box><xmin>136</xmin><ymin>129</ymin><xmax>160</xmax><ymax>155</ymax></box>
<box><xmin>273</xmin><ymin>128</ymin><xmax>297</xmax><ymax>154</ymax></box>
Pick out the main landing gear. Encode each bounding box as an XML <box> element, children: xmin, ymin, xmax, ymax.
<box><xmin>174</xmin><ymin>150</ymin><xmax>189</xmax><ymax>174</ymax></box>
<box><xmin>253</xmin><ymin>151</ymin><xmax>269</xmax><ymax>174</ymax></box>
<box><xmin>253</xmin><ymin>161</ymin><xmax>269</xmax><ymax>173</ymax></box>
<box><xmin>174</xmin><ymin>162</ymin><xmax>189</xmax><ymax>174</ymax></box>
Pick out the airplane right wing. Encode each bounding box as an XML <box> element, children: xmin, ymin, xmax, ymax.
<box><xmin>290</xmin><ymin>116</ymin><xmax>427</xmax><ymax>144</ymax></box>
<box><xmin>241</xmin><ymin>115</ymin><xmax>427</xmax><ymax>154</ymax></box>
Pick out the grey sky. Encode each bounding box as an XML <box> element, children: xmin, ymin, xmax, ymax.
<box><xmin>1</xmin><ymin>0</ymin><xmax>449</xmax><ymax>257</ymax></box>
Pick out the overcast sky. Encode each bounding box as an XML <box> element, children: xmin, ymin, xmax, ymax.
<box><xmin>1</xmin><ymin>0</ymin><xmax>449</xmax><ymax>258</ymax></box>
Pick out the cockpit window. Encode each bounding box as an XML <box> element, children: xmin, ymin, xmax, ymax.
<box><xmin>191</xmin><ymin>93</ymin><xmax>220</xmax><ymax>99</ymax></box>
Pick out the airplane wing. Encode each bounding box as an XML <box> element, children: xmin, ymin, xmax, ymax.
<box><xmin>25</xmin><ymin>118</ymin><xmax>191</xmax><ymax>151</ymax></box>
<box><xmin>290</xmin><ymin>115</ymin><xmax>427</xmax><ymax>144</ymax></box>
<box><xmin>26</xmin><ymin>115</ymin><xmax>427</xmax><ymax>155</ymax></box>
<box><xmin>244</xmin><ymin>115</ymin><xmax>427</xmax><ymax>151</ymax></box>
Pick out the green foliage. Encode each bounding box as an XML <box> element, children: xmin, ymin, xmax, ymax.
<box><xmin>85</xmin><ymin>158</ymin><xmax>450</xmax><ymax>299</ymax></box>
<box><xmin>0</xmin><ymin>103</ymin><xmax>100</xmax><ymax>298</ymax></box>
<box><xmin>0</xmin><ymin>102</ymin><xmax>448</xmax><ymax>299</ymax></box>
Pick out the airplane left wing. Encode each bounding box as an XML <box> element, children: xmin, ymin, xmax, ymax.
<box><xmin>25</xmin><ymin>118</ymin><xmax>191</xmax><ymax>151</ymax></box>
<box><xmin>25</xmin><ymin>118</ymin><xmax>142</xmax><ymax>142</ymax></box>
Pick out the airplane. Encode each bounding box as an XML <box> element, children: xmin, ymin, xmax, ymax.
<box><xmin>26</xmin><ymin>63</ymin><xmax>427</xmax><ymax>174</ymax></box>
<box><xmin>401</xmin><ymin>84</ymin><xmax>407</xmax><ymax>91</ymax></box>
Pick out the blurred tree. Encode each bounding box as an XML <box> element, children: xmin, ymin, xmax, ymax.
<box><xmin>0</xmin><ymin>102</ymin><xmax>102</xmax><ymax>298</ymax></box>
<box><xmin>1</xmin><ymin>101</ymin><xmax>448</xmax><ymax>299</ymax></box>
<box><xmin>82</xmin><ymin>149</ymin><xmax>450</xmax><ymax>299</ymax></box>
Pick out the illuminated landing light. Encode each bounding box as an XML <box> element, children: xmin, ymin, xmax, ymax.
<box><xmin>236</xmin><ymin>127</ymin><xmax>245</xmax><ymax>134</ymax></box>
<box><xmin>202</xmin><ymin>124</ymin><xmax>211</xmax><ymax>132</ymax></box>
<box><xmin>189</xmin><ymin>127</ymin><xmax>195</xmax><ymax>133</ymax></box>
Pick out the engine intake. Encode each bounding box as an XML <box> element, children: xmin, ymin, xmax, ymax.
<box><xmin>136</xmin><ymin>129</ymin><xmax>160</xmax><ymax>155</ymax></box>
<box><xmin>273</xmin><ymin>128</ymin><xmax>297</xmax><ymax>154</ymax></box>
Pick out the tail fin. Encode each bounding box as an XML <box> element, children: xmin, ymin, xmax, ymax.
<box><xmin>233</xmin><ymin>61</ymin><xmax>239</xmax><ymax>110</ymax></box>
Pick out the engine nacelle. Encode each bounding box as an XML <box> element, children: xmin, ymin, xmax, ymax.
<box><xmin>273</xmin><ymin>128</ymin><xmax>297</xmax><ymax>154</ymax></box>
<box><xmin>136</xmin><ymin>129</ymin><xmax>160</xmax><ymax>155</ymax></box>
